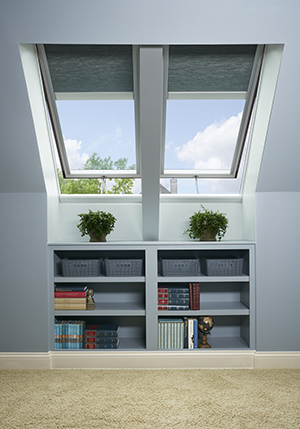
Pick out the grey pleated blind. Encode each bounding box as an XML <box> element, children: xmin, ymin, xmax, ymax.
<box><xmin>44</xmin><ymin>45</ymin><xmax>133</xmax><ymax>92</ymax></box>
<box><xmin>168</xmin><ymin>45</ymin><xmax>257</xmax><ymax>92</ymax></box>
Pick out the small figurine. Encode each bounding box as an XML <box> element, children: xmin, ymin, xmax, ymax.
<box><xmin>87</xmin><ymin>289</ymin><xmax>95</xmax><ymax>310</ymax></box>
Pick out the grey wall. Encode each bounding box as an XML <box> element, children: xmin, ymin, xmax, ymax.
<box><xmin>1</xmin><ymin>0</ymin><xmax>300</xmax><ymax>352</ymax></box>
<box><xmin>256</xmin><ymin>193</ymin><xmax>300</xmax><ymax>351</ymax></box>
<box><xmin>0</xmin><ymin>193</ymin><xmax>48</xmax><ymax>352</ymax></box>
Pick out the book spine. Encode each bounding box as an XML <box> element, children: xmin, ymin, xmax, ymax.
<box><xmin>158</xmin><ymin>305</ymin><xmax>190</xmax><ymax>311</ymax></box>
<box><xmin>54</xmin><ymin>303</ymin><xmax>87</xmax><ymax>310</ymax></box>
<box><xmin>157</xmin><ymin>293</ymin><xmax>190</xmax><ymax>299</ymax></box>
<box><xmin>193</xmin><ymin>283</ymin><xmax>200</xmax><ymax>311</ymax></box>
<box><xmin>164</xmin><ymin>323</ymin><xmax>168</xmax><ymax>349</ymax></box>
<box><xmin>54</xmin><ymin>286</ymin><xmax>87</xmax><ymax>292</ymax></box>
<box><xmin>54</xmin><ymin>298</ymin><xmax>87</xmax><ymax>304</ymax></box>
<box><xmin>85</xmin><ymin>343</ymin><xmax>119</xmax><ymax>349</ymax></box>
<box><xmin>84</xmin><ymin>331</ymin><xmax>119</xmax><ymax>337</ymax></box>
<box><xmin>183</xmin><ymin>317</ymin><xmax>188</xmax><ymax>348</ymax></box>
<box><xmin>180</xmin><ymin>321</ymin><xmax>184</xmax><ymax>349</ymax></box>
<box><xmin>157</xmin><ymin>288</ymin><xmax>189</xmax><ymax>293</ymax></box>
<box><xmin>158</xmin><ymin>299</ymin><xmax>190</xmax><ymax>305</ymax></box>
<box><xmin>84</xmin><ymin>336</ymin><xmax>119</xmax><ymax>343</ymax></box>
<box><xmin>188</xmin><ymin>319</ymin><xmax>194</xmax><ymax>349</ymax></box>
<box><xmin>54</xmin><ymin>291</ymin><xmax>87</xmax><ymax>298</ymax></box>
<box><xmin>194</xmin><ymin>319</ymin><xmax>198</xmax><ymax>349</ymax></box>
<box><xmin>189</xmin><ymin>283</ymin><xmax>194</xmax><ymax>310</ymax></box>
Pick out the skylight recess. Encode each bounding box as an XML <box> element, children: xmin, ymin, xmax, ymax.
<box><xmin>162</xmin><ymin>45</ymin><xmax>264</xmax><ymax>181</ymax></box>
<box><xmin>37</xmin><ymin>44</ymin><xmax>138</xmax><ymax>180</ymax></box>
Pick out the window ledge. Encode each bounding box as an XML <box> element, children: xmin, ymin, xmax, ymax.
<box><xmin>59</xmin><ymin>193</ymin><xmax>242</xmax><ymax>204</ymax></box>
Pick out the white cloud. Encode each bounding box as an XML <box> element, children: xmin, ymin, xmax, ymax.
<box><xmin>166</xmin><ymin>141</ymin><xmax>174</xmax><ymax>150</ymax></box>
<box><xmin>65</xmin><ymin>139</ymin><xmax>89</xmax><ymax>169</ymax></box>
<box><xmin>175</xmin><ymin>113</ymin><xmax>242</xmax><ymax>170</ymax></box>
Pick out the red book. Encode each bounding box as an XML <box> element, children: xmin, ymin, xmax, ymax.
<box><xmin>193</xmin><ymin>283</ymin><xmax>200</xmax><ymax>310</ymax></box>
<box><xmin>158</xmin><ymin>293</ymin><xmax>169</xmax><ymax>298</ymax></box>
<box><xmin>54</xmin><ymin>291</ymin><xmax>87</xmax><ymax>298</ymax></box>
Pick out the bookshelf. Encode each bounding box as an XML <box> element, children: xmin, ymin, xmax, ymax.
<box><xmin>49</xmin><ymin>242</ymin><xmax>255</xmax><ymax>351</ymax></box>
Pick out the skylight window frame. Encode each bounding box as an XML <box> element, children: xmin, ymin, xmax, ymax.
<box><xmin>36</xmin><ymin>44</ymin><xmax>141</xmax><ymax>180</ymax></box>
<box><xmin>161</xmin><ymin>44</ymin><xmax>265</xmax><ymax>180</ymax></box>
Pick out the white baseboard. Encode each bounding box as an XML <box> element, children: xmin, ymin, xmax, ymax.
<box><xmin>0</xmin><ymin>353</ymin><xmax>50</xmax><ymax>369</ymax></box>
<box><xmin>1</xmin><ymin>351</ymin><xmax>299</xmax><ymax>370</ymax></box>
<box><xmin>254</xmin><ymin>352</ymin><xmax>300</xmax><ymax>369</ymax></box>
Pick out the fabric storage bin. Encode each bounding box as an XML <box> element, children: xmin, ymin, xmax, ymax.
<box><xmin>105</xmin><ymin>258</ymin><xmax>143</xmax><ymax>276</ymax></box>
<box><xmin>61</xmin><ymin>258</ymin><xmax>102</xmax><ymax>277</ymax></box>
<box><xmin>160</xmin><ymin>258</ymin><xmax>200</xmax><ymax>276</ymax></box>
<box><xmin>200</xmin><ymin>257</ymin><xmax>243</xmax><ymax>276</ymax></box>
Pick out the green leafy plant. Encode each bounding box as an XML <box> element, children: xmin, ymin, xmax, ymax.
<box><xmin>184</xmin><ymin>205</ymin><xmax>228</xmax><ymax>241</ymax></box>
<box><xmin>77</xmin><ymin>210</ymin><xmax>117</xmax><ymax>242</ymax></box>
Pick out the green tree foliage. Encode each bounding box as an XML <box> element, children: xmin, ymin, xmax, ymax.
<box><xmin>59</xmin><ymin>153</ymin><xmax>135</xmax><ymax>195</ymax></box>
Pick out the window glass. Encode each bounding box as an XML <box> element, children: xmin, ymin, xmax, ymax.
<box><xmin>165</xmin><ymin>98</ymin><xmax>245</xmax><ymax>171</ymax></box>
<box><xmin>56</xmin><ymin>99</ymin><xmax>136</xmax><ymax>172</ymax></box>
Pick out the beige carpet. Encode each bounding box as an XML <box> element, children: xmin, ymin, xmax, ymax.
<box><xmin>0</xmin><ymin>369</ymin><xmax>299</xmax><ymax>428</ymax></box>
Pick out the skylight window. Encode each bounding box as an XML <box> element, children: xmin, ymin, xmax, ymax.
<box><xmin>37</xmin><ymin>44</ymin><xmax>138</xmax><ymax>180</ymax></box>
<box><xmin>162</xmin><ymin>45</ymin><xmax>264</xmax><ymax>190</ymax></box>
<box><xmin>36</xmin><ymin>43</ymin><xmax>265</xmax><ymax>196</ymax></box>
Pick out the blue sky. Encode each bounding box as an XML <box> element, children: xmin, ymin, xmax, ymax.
<box><xmin>56</xmin><ymin>98</ymin><xmax>246</xmax><ymax>193</ymax></box>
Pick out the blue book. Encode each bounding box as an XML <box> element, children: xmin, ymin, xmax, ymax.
<box><xmin>55</xmin><ymin>285</ymin><xmax>87</xmax><ymax>292</ymax></box>
<box><xmin>194</xmin><ymin>319</ymin><xmax>198</xmax><ymax>349</ymax></box>
<box><xmin>158</xmin><ymin>305</ymin><xmax>190</xmax><ymax>311</ymax></box>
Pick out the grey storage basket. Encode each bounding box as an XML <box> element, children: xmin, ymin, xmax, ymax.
<box><xmin>160</xmin><ymin>258</ymin><xmax>200</xmax><ymax>276</ymax></box>
<box><xmin>61</xmin><ymin>258</ymin><xmax>102</xmax><ymax>277</ymax></box>
<box><xmin>105</xmin><ymin>258</ymin><xmax>143</xmax><ymax>277</ymax></box>
<box><xmin>200</xmin><ymin>257</ymin><xmax>243</xmax><ymax>276</ymax></box>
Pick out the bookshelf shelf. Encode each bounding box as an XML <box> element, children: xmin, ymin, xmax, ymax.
<box><xmin>49</xmin><ymin>242</ymin><xmax>255</xmax><ymax>352</ymax></box>
<box><xmin>54</xmin><ymin>276</ymin><xmax>145</xmax><ymax>283</ymax></box>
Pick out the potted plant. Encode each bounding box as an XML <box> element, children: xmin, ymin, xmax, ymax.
<box><xmin>184</xmin><ymin>205</ymin><xmax>228</xmax><ymax>241</ymax></box>
<box><xmin>77</xmin><ymin>210</ymin><xmax>117</xmax><ymax>242</ymax></box>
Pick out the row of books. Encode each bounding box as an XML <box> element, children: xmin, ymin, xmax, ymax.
<box><xmin>158</xmin><ymin>317</ymin><xmax>199</xmax><ymax>349</ymax></box>
<box><xmin>84</xmin><ymin>324</ymin><xmax>119</xmax><ymax>349</ymax></box>
<box><xmin>54</xmin><ymin>320</ymin><xmax>85</xmax><ymax>349</ymax></box>
<box><xmin>157</xmin><ymin>284</ymin><xmax>200</xmax><ymax>311</ymax></box>
<box><xmin>54</xmin><ymin>322</ymin><xmax>119</xmax><ymax>349</ymax></box>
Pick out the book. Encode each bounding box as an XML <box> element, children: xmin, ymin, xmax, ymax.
<box><xmin>54</xmin><ymin>285</ymin><xmax>87</xmax><ymax>292</ymax></box>
<box><xmin>54</xmin><ymin>291</ymin><xmax>87</xmax><ymax>298</ymax></box>
<box><xmin>54</xmin><ymin>298</ymin><xmax>87</xmax><ymax>304</ymax></box>
<box><xmin>187</xmin><ymin>318</ymin><xmax>198</xmax><ymax>348</ymax></box>
<box><xmin>158</xmin><ymin>293</ymin><xmax>190</xmax><ymax>299</ymax></box>
<box><xmin>183</xmin><ymin>317</ymin><xmax>189</xmax><ymax>348</ymax></box>
<box><xmin>188</xmin><ymin>283</ymin><xmax>200</xmax><ymax>310</ymax></box>
<box><xmin>158</xmin><ymin>299</ymin><xmax>190</xmax><ymax>305</ymax></box>
<box><xmin>85</xmin><ymin>343</ymin><xmax>119</xmax><ymax>349</ymax></box>
<box><xmin>158</xmin><ymin>287</ymin><xmax>189</xmax><ymax>294</ymax></box>
<box><xmin>158</xmin><ymin>305</ymin><xmax>190</xmax><ymax>311</ymax></box>
<box><xmin>188</xmin><ymin>318</ymin><xmax>195</xmax><ymax>349</ymax></box>
<box><xmin>193</xmin><ymin>283</ymin><xmax>200</xmax><ymax>311</ymax></box>
<box><xmin>84</xmin><ymin>324</ymin><xmax>119</xmax><ymax>337</ymax></box>
<box><xmin>54</xmin><ymin>302</ymin><xmax>87</xmax><ymax>310</ymax></box>
<box><xmin>84</xmin><ymin>336</ymin><xmax>119</xmax><ymax>344</ymax></box>
<box><xmin>194</xmin><ymin>318</ymin><xmax>198</xmax><ymax>348</ymax></box>
<box><xmin>189</xmin><ymin>283</ymin><xmax>194</xmax><ymax>310</ymax></box>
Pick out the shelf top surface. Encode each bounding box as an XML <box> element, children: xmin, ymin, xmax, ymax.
<box><xmin>49</xmin><ymin>240</ymin><xmax>255</xmax><ymax>249</ymax></box>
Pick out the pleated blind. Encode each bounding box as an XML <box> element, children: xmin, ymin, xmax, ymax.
<box><xmin>168</xmin><ymin>45</ymin><xmax>257</xmax><ymax>92</ymax></box>
<box><xmin>44</xmin><ymin>44</ymin><xmax>133</xmax><ymax>93</ymax></box>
